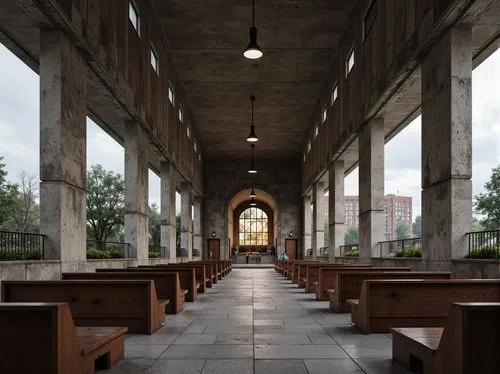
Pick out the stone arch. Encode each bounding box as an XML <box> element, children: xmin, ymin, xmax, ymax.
<box><xmin>227</xmin><ymin>189</ymin><xmax>278</xmax><ymax>255</ymax></box>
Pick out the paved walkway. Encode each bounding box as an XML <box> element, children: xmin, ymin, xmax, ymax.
<box><xmin>103</xmin><ymin>269</ymin><xmax>412</xmax><ymax>374</ymax></box>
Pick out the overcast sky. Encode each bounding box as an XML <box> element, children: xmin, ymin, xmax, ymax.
<box><xmin>1</xmin><ymin>42</ymin><xmax>499</xmax><ymax>221</ymax></box>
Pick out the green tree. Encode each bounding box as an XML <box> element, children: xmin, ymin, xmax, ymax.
<box><xmin>86</xmin><ymin>164</ymin><xmax>125</xmax><ymax>248</ymax></box>
<box><xmin>474</xmin><ymin>165</ymin><xmax>500</xmax><ymax>230</ymax></box>
<box><xmin>0</xmin><ymin>156</ymin><xmax>19</xmax><ymax>229</ymax></box>
<box><xmin>412</xmin><ymin>215</ymin><xmax>421</xmax><ymax>237</ymax></box>
<box><xmin>471</xmin><ymin>217</ymin><xmax>484</xmax><ymax>232</ymax></box>
<box><xmin>396</xmin><ymin>220</ymin><xmax>410</xmax><ymax>240</ymax></box>
<box><xmin>148</xmin><ymin>203</ymin><xmax>161</xmax><ymax>249</ymax></box>
<box><xmin>344</xmin><ymin>226</ymin><xmax>359</xmax><ymax>245</ymax></box>
<box><xmin>6</xmin><ymin>171</ymin><xmax>39</xmax><ymax>232</ymax></box>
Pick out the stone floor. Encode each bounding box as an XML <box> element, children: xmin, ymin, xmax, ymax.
<box><xmin>102</xmin><ymin>269</ymin><xmax>413</xmax><ymax>374</ymax></box>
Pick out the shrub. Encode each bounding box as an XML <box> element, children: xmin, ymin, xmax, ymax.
<box><xmin>394</xmin><ymin>247</ymin><xmax>422</xmax><ymax>258</ymax></box>
<box><xmin>109</xmin><ymin>249</ymin><xmax>124</xmax><ymax>258</ymax></box>
<box><xmin>465</xmin><ymin>246</ymin><xmax>500</xmax><ymax>260</ymax></box>
<box><xmin>149</xmin><ymin>251</ymin><xmax>161</xmax><ymax>258</ymax></box>
<box><xmin>87</xmin><ymin>249</ymin><xmax>110</xmax><ymax>259</ymax></box>
<box><xmin>344</xmin><ymin>250</ymin><xmax>359</xmax><ymax>257</ymax></box>
<box><xmin>0</xmin><ymin>250</ymin><xmax>42</xmax><ymax>261</ymax></box>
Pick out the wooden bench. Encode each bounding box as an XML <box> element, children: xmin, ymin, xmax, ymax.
<box><xmin>391</xmin><ymin>302</ymin><xmax>500</xmax><ymax>374</ymax></box>
<box><xmin>328</xmin><ymin>271</ymin><xmax>451</xmax><ymax>312</ymax></box>
<box><xmin>1</xmin><ymin>280</ymin><xmax>168</xmax><ymax>334</ymax></box>
<box><xmin>291</xmin><ymin>261</ymin><xmax>320</xmax><ymax>284</ymax></box>
<box><xmin>190</xmin><ymin>261</ymin><xmax>221</xmax><ymax>282</ymax></box>
<box><xmin>304</xmin><ymin>264</ymin><xmax>377</xmax><ymax>293</ymax></box>
<box><xmin>347</xmin><ymin>279</ymin><xmax>500</xmax><ymax>333</ymax></box>
<box><xmin>139</xmin><ymin>263</ymin><xmax>209</xmax><ymax>291</ymax></box>
<box><xmin>0</xmin><ymin>302</ymin><xmax>127</xmax><ymax>374</ymax></box>
<box><xmin>65</xmin><ymin>271</ymin><xmax>188</xmax><ymax>310</ymax></box>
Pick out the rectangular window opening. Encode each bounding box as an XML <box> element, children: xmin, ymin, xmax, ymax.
<box><xmin>129</xmin><ymin>1</ymin><xmax>140</xmax><ymax>35</ymax></box>
<box><xmin>178</xmin><ymin>106</ymin><xmax>183</xmax><ymax>123</ymax></box>
<box><xmin>150</xmin><ymin>44</ymin><xmax>158</xmax><ymax>74</ymax></box>
<box><xmin>194</xmin><ymin>140</ymin><xmax>198</xmax><ymax>152</ymax></box>
<box><xmin>331</xmin><ymin>84</ymin><xmax>338</xmax><ymax>106</ymax></box>
<box><xmin>322</xmin><ymin>107</ymin><xmax>327</xmax><ymax>123</ymax></box>
<box><xmin>307</xmin><ymin>140</ymin><xmax>311</xmax><ymax>153</ymax></box>
<box><xmin>187</xmin><ymin>124</ymin><xmax>191</xmax><ymax>139</ymax></box>
<box><xmin>347</xmin><ymin>49</ymin><xmax>355</xmax><ymax>76</ymax></box>
<box><xmin>363</xmin><ymin>0</ymin><xmax>377</xmax><ymax>40</ymax></box>
<box><xmin>314</xmin><ymin>125</ymin><xmax>319</xmax><ymax>138</ymax></box>
<box><xmin>168</xmin><ymin>84</ymin><xmax>174</xmax><ymax>106</ymax></box>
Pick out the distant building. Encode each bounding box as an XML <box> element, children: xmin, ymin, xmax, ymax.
<box><xmin>341</xmin><ymin>194</ymin><xmax>412</xmax><ymax>240</ymax></box>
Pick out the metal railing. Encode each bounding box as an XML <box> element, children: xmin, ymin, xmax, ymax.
<box><xmin>340</xmin><ymin>244</ymin><xmax>359</xmax><ymax>257</ymax></box>
<box><xmin>86</xmin><ymin>240</ymin><xmax>129</xmax><ymax>259</ymax></box>
<box><xmin>0</xmin><ymin>230</ymin><xmax>45</xmax><ymax>260</ymax></box>
<box><xmin>465</xmin><ymin>230</ymin><xmax>500</xmax><ymax>257</ymax></box>
<box><xmin>378</xmin><ymin>238</ymin><xmax>422</xmax><ymax>257</ymax></box>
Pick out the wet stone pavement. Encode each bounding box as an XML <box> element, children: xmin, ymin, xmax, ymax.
<box><xmin>102</xmin><ymin>269</ymin><xmax>412</xmax><ymax>374</ymax></box>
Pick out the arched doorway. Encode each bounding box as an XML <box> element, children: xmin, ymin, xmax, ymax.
<box><xmin>227</xmin><ymin>189</ymin><xmax>278</xmax><ymax>261</ymax></box>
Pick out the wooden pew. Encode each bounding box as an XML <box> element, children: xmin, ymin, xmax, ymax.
<box><xmin>190</xmin><ymin>261</ymin><xmax>221</xmax><ymax>282</ymax></box>
<box><xmin>0</xmin><ymin>302</ymin><xmax>127</xmax><ymax>374</ymax></box>
<box><xmin>391</xmin><ymin>302</ymin><xmax>500</xmax><ymax>374</ymax></box>
<box><xmin>347</xmin><ymin>279</ymin><xmax>500</xmax><ymax>333</ymax></box>
<box><xmin>304</xmin><ymin>264</ymin><xmax>378</xmax><ymax>293</ymax></box>
<box><xmin>327</xmin><ymin>271</ymin><xmax>451</xmax><ymax>312</ymax></box>
<box><xmin>274</xmin><ymin>259</ymin><xmax>283</xmax><ymax>272</ymax></box>
<box><xmin>291</xmin><ymin>261</ymin><xmax>320</xmax><ymax>284</ymax></box>
<box><xmin>65</xmin><ymin>271</ymin><xmax>189</xmax><ymax>308</ymax></box>
<box><xmin>1</xmin><ymin>280</ymin><xmax>168</xmax><ymax>334</ymax></box>
<box><xmin>322</xmin><ymin>268</ymin><xmax>451</xmax><ymax>306</ymax></box>
<box><xmin>139</xmin><ymin>263</ymin><xmax>210</xmax><ymax>291</ymax></box>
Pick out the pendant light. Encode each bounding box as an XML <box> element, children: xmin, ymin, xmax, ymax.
<box><xmin>246</xmin><ymin>95</ymin><xmax>259</xmax><ymax>143</ymax></box>
<box><xmin>249</xmin><ymin>188</ymin><xmax>257</xmax><ymax>198</ymax></box>
<box><xmin>248</xmin><ymin>144</ymin><xmax>257</xmax><ymax>174</ymax></box>
<box><xmin>243</xmin><ymin>0</ymin><xmax>263</xmax><ymax>59</ymax></box>
<box><xmin>249</xmin><ymin>197</ymin><xmax>257</xmax><ymax>206</ymax></box>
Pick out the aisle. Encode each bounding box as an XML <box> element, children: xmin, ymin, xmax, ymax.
<box><xmin>104</xmin><ymin>269</ymin><xmax>411</xmax><ymax>374</ymax></box>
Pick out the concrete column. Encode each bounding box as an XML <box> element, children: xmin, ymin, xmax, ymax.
<box><xmin>359</xmin><ymin>118</ymin><xmax>385</xmax><ymax>259</ymax></box>
<box><xmin>124</xmin><ymin>122</ymin><xmax>149</xmax><ymax>260</ymax></box>
<box><xmin>193</xmin><ymin>196</ymin><xmax>202</xmax><ymax>258</ymax></box>
<box><xmin>39</xmin><ymin>30</ymin><xmax>87</xmax><ymax>262</ymax></box>
<box><xmin>312</xmin><ymin>182</ymin><xmax>325</xmax><ymax>260</ymax></box>
<box><xmin>421</xmin><ymin>27</ymin><xmax>472</xmax><ymax>261</ymax></box>
<box><xmin>328</xmin><ymin>161</ymin><xmax>345</xmax><ymax>262</ymax></box>
<box><xmin>180</xmin><ymin>182</ymin><xmax>193</xmax><ymax>260</ymax></box>
<box><xmin>303</xmin><ymin>195</ymin><xmax>312</xmax><ymax>258</ymax></box>
<box><xmin>160</xmin><ymin>161</ymin><xmax>177</xmax><ymax>263</ymax></box>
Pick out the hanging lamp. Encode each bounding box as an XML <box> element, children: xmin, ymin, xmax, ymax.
<box><xmin>243</xmin><ymin>0</ymin><xmax>263</xmax><ymax>59</ymax></box>
<box><xmin>246</xmin><ymin>95</ymin><xmax>259</xmax><ymax>143</ymax></box>
<box><xmin>249</xmin><ymin>197</ymin><xmax>257</xmax><ymax>206</ymax></box>
<box><xmin>249</xmin><ymin>188</ymin><xmax>257</xmax><ymax>198</ymax></box>
<box><xmin>248</xmin><ymin>144</ymin><xmax>258</xmax><ymax>174</ymax></box>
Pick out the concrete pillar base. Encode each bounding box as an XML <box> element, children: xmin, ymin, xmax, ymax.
<box><xmin>359</xmin><ymin>210</ymin><xmax>385</xmax><ymax>259</ymax></box>
<box><xmin>422</xmin><ymin>179</ymin><xmax>472</xmax><ymax>260</ymax></box>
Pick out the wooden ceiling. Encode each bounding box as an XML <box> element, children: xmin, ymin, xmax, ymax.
<box><xmin>155</xmin><ymin>0</ymin><xmax>354</xmax><ymax>159</ymax></box>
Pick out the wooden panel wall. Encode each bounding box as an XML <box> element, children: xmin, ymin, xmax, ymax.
<box><xmin>60</xmin><ymin>0</ymin><xmax>203</xmax><ymax>191</ymax></box>
<box><xmin>301</xmin><ymin>0</ymin><xmax>455</xmax><ymax>191</ymax></box>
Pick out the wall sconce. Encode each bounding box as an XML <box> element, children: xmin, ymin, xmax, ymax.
<box><xmin>211</xmin><ymin>231</ymin><xmax>216</xmax><ymax>238</ymax></box>
<box><xmin>289</xmin><ymin>231</ymin><xmax>293</xmax><ymax>237</ymax></box>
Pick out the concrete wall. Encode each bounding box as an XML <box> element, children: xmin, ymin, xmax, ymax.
<box><xmin>203</xmin><ymin>158</ymin><xmax>302</xmax><ymax>259</ymax></box>
<box><xmin>334</xmin><ymin>257</ymin><xmax>500</xmax><ymax>279</ymax></box>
